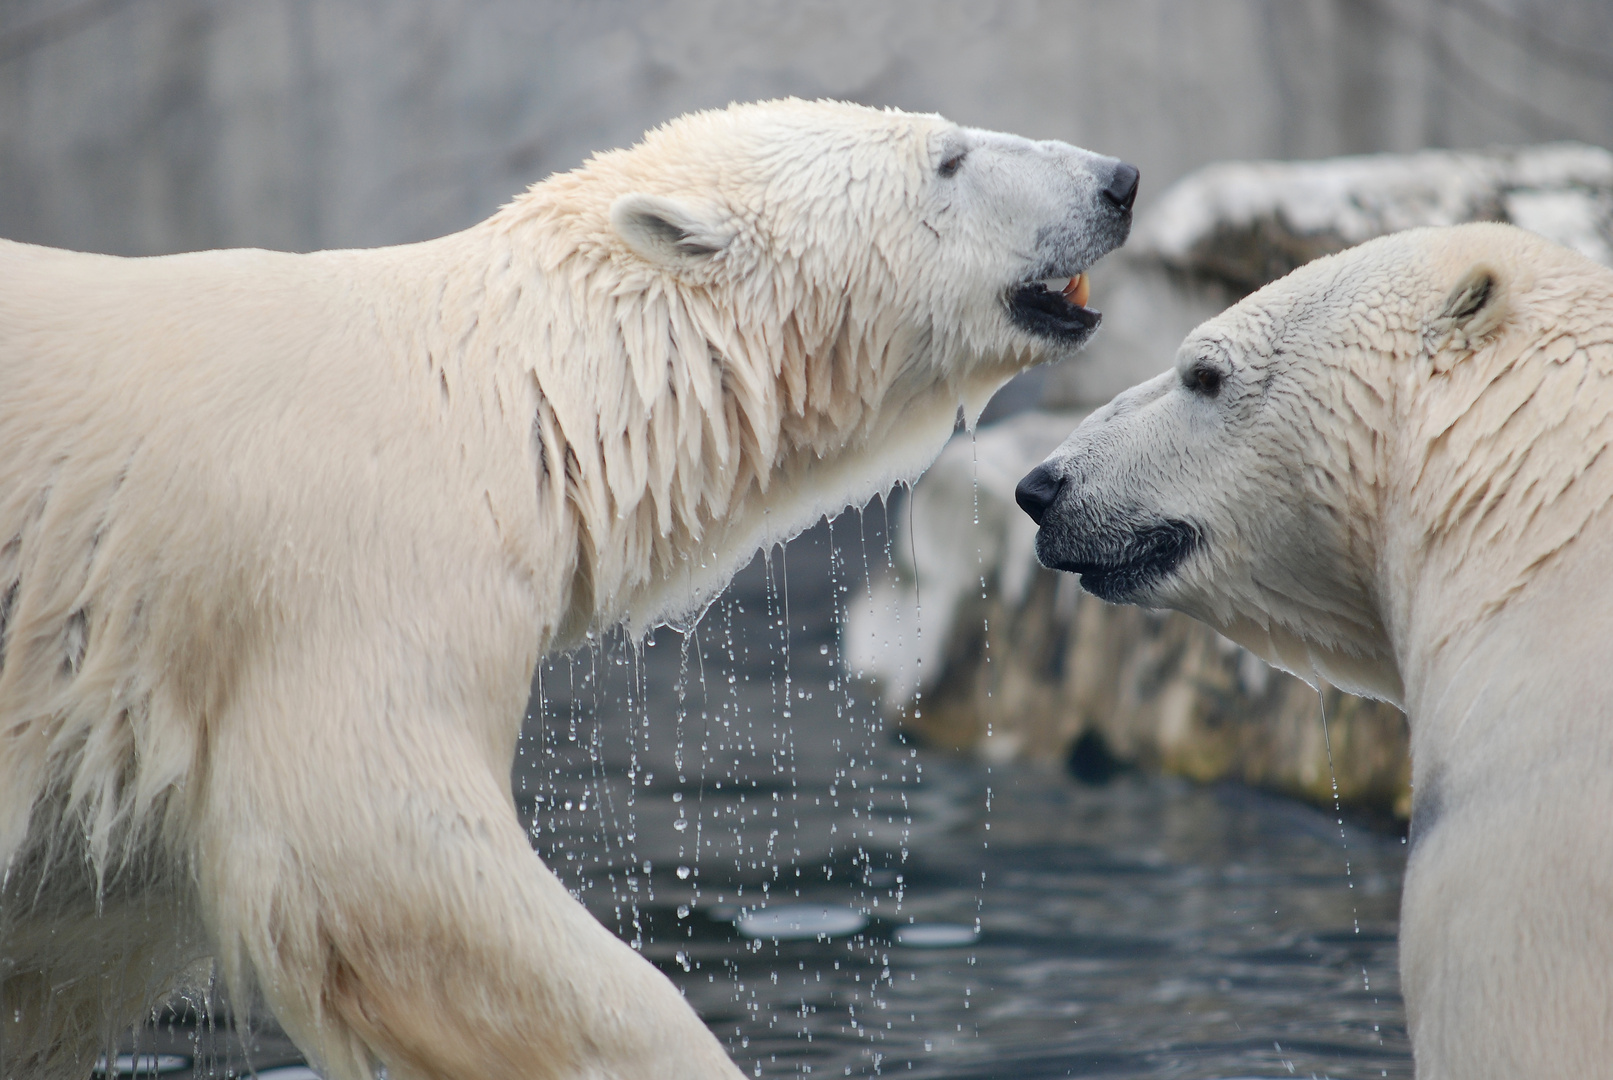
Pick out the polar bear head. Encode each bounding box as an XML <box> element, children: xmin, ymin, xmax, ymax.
<box><xmin>501</xmin><ymin>98</ymin><xmax>1136</xmax><ymax>633</ymax></box>
<box><xmin>1017</xmin><ymin>223</ymin><xmax>1613</xmax><ymax>705</ymax></box>
<box><xmin>582</xmin><ymin>98</ymin><xmax>1135</xmax><ymax>375</ymax></box>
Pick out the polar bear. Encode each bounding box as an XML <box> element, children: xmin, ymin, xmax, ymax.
<box><xmin>1017</xmin><ymin>222</ymin><xmax>1613</xmax><ymax>1078</ymax></box>
<box><xmin>0</xmin><ymin>99</ymin><xmax>1135</xmax><ymax>1080</ymax></box>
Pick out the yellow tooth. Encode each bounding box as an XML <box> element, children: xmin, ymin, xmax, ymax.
<box><xmin>1065</xmin><ymin>273</ymin><xmax>1090</xmax><ymax>308</ymax></box>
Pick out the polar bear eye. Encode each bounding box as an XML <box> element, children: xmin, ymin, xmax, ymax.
<box><xmin>937</xmin><ymin>150</ymin><xmax>968</xmax><ymax>178</ymax></box>
<box><xmin>1186</xmin><ymin>364</ymin><xmax>1223</xmax><ymax>397</ymax></box>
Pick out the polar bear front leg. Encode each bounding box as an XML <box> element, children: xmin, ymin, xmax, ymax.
<box><xmin>190</xmin><ymin>683</ymin><xmax>743</xmax><ymax>1080</ymax></box>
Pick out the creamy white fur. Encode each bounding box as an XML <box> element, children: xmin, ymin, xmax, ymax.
<box><xmin>0</xmin><ymin>99</ymin><xmax>1128</xmax><ymax>1079</ymax></box>
<box><xmin>1032</xmin><ymin>223</ymin><xmax>1613</xmax><ymax>1078</ymax></box>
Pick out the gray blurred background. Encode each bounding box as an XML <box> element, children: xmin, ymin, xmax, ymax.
<box><xmin>5</xmin><ymin>0</ymin><xmax>1612</xmax><ymax>257</ymax></box>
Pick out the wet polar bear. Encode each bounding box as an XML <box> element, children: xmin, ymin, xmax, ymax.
<box><xmin>0</xmin><ymin>99</ymin><xmax>1135</xmax><ymax>1080</ymax></box>
<box><xmin>1018</xmin><ymin>222</ymin><xmax>1613</xmax><ymax>1078</ymax></box>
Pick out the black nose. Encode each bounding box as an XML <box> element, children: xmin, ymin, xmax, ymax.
<box><xmin>1015</xmin><ymin>464</ymin><xmax>1065</xmax><ymax>527</ymax></box>
<box><xmin>1102</xmin><ymin>162</ymin><xmax>1139</xmax><ymax>211</ymax></box>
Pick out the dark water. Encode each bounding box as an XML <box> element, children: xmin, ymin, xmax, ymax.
<box><xmin>114</xmin><ymin>518</ymin><xmax>1411</xmax><ymax>1079</ymax></box>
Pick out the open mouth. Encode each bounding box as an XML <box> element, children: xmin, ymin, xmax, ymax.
<box><xmin>1007</xmin><ymin>273</ymin><xmax>1101</xmax><ymax>343</ymax></box>
<box><xmin>1039</xmin><ymin>519</ymin><xmax>1200</xmax><ymax>603</ymax></box>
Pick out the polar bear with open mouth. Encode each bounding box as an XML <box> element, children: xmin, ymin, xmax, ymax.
<box><xmin>1019</xmin><ymin>222</ymin><xmax>1613</xmax><ymax>1078</ymax></box>
<box><xmin>0</xmin><ymin>99</ymin><xmax>1134</xmax><ymax>1080</ymax></box>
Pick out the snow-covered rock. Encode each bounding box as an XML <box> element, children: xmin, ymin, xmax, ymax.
<box><xmin>1141</xmin><ymin>141</ymin><xmax>1613</xmax><ymax>286</ymax></box>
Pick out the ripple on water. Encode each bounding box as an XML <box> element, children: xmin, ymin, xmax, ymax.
<box><xmin>894</xmin><ymin>923</ymin><xmax>980</xmax><ymax>948</ymax></box>
<box><xmin>94</xmin><ymin>1055</ymin><xmax>190</xmax><ymax>1077</ymax></box>
<box><xmin>736</xmin><ymin>904</ymin><xmax>870</xmax><ymax>940</ymax></box>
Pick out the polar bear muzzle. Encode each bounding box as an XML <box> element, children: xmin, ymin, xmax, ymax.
<box><xmin>1004</xmin><ymin>160</ymin><xmax>1137</xmax><ymax>346</ymax></box>
<box><xmin>1039</xmin><ymin>513</ymin><xmax>1200</xmax><ymax>603</ymax></box>
<box><xmin>1017</xmin><ymin>462</ymin><xmax>1200</xmax><ymax>602</ymax></box>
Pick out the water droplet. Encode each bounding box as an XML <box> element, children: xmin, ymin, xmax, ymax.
<box><xmin>677</xmin><ymin>865</ymin><xmax>691</xmax><ymax>879</ymax></box>
<box><xmin>673</xmin><ymin>819</ymin><xmax>688</xmax><ymax>832</ymax></box>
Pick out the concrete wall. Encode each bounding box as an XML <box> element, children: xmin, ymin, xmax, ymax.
<box><xmin>3</xmin><ymin>0</ymin><xmax>1612</xmax><ymax>256</ymax></box>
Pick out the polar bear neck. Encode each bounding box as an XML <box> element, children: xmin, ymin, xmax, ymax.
<box><xmin>1380</xmin><ymin>253</ymin><xmax>1613</xmax><ymax>706</ymax></box>
<box><xmin>401</xmin><ymin>214</ymin><xmax>1023</xmax><ymax>651</ymax></box>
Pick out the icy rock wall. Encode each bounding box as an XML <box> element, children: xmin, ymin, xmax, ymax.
<box><xmin>851</xmin><ymin>143</ymin><xmax>1613</xmax><ymax>823</ymax></box>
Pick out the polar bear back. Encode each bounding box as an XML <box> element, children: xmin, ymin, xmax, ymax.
<box><xmin>0</xmin><ymin>235</ymin><xmax>543</xmax><ymax>878</ymax></box>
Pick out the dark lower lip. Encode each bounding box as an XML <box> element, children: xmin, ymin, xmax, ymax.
<box><xmin>1064</xmin><ymin>566</ymin><xmax>1132</xmax><ymax>604</ymax></box>
<box><xmin>1038</xmin><ymin>520</ymin><xmax>1200</xmax><ymax>603</ymax></box>
<box><xmin>1006</xmin><ymin>281</ymin><xmax>1101</xmax><ymax>343</ymax></box>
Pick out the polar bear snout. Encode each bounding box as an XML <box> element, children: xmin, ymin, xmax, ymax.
<box><xmin>1018</xmin><ymin>460</ymin><xmax>1199</xmax><ymax>604</ymax></box>
<box><xmin>982</xmin><ymin>139</ymin><xmax>1136</xmax><ymax>351</ymax></box>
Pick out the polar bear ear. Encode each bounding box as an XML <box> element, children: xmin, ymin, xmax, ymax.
<box><xmin>1433</xmin><ymin>264</ymin><xmax>1509</xmax><ymax>356</ymax></box>
<box><xmin>610</xmin><ymin>193</ymin><xmax>734</xmax><ymax>268</ymax></box>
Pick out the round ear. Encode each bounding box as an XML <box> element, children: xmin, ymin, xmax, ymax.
<box><xmin>609</xmin><ymin>193</ymin><xmax>734</xmax><ymax>268</ymax></box>
<box><xmin>1430</xmin><ymin>264</ymin><xmax>1510</xmax><ymax>363</ymax></box>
